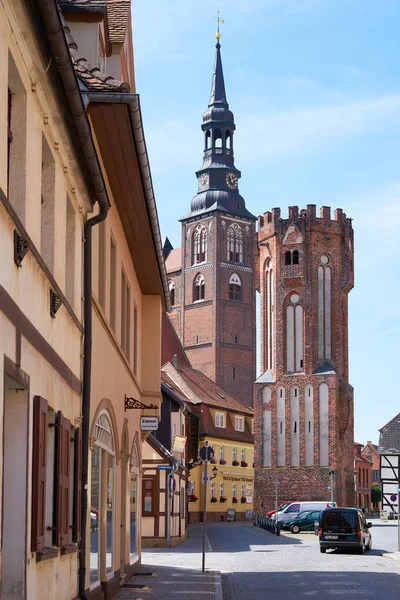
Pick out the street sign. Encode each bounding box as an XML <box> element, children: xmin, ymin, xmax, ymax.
<box><xmin>140</xmin><ymin>416</ymin><xmax>159</xmax><ymax>431</ymax></box>
<box><xmin>157</xmin><ymin>465</ymin><xmax>172</xmax><ymax>470</ymax></box>
<box><xmin>199</xmin><ymin>445</ymin><xmax>214</xmax><ymax>461</ymax></box>
<box><xmin>390</xmin><ymin>494</ymin><xmax>398</xmax><ymax>502</ymax></box>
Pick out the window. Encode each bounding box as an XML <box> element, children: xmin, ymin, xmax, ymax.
<box><xmin>232</xmin><ymin>447</ymin><xmax>237</xmax><ymax>462</ymax></box>
<box><xmin>241</xmin><ymin>484</ymin><xmax>245</xmax><ymax>498</ymax></box>
<box><xmin>143</xmin><ymin>478</ymin><xmax>155</xmax><ymax>515</ymax></box>
<box><xmin>41</xmin><ymin>135</ymin><xmax>56</xmax><ymax>272</ymax></box>
<box><xmin>251</xmin><ymin>419</ymin><xmax>254</xmax><ymax>434</ymax></box>
<box><xmin>220</xmin><ymin>445</ymin><xmax>224</xmax><ymax>460</ymax></box>
<box><xmin>193</xmin><ymin>274</ymin><xmax>205</xmax><ymax>302</ymax></box>
<box><xmin>98</xmin><ymin>220</ymin><xmax>106</xmax><ymax>309</ymax></box>
<box><xmin>232</xmin><ymin>484</ymin><xmax>237</xmax><ymax>498</ymax></box>
<box><xmin>235</xmin><ymin>416</ymin><xmax>244</xmax><ymax>432</ymax></box>
<box><xmin>193</xmin><ymin>225</ymin><xmax>207</xmax><ymax>264</ymax></box>
<box><xmin>219</xmin><ymin>483</ymin><xmax>224</xmax><ymax>498</ymax></box>
<box><xmin>285</xmin><ymin>250</ymin><xmax>300</xmax><ymax>266</ymax></box>
<box><xmin>215</xmin><ymin>412</ymin><xmax>225</xmax><ymax>428</ymax></box>
<box><xmin>229</xmin><ymin>273</ymin><xmax>242</xmax><ymax>301</ymax></box>
<box><xmin>121</xmin><ymin>269</ymin><xmax>131</xmax><ymax>360</ymax></box>
<box><xmin>293</xmin><ymin>250</ymin><xmax>299</xmax><ymax>265</ymax></box>
<box><xmin>8</xmin><ymin>53</ymin><xmax>27</xmax><ymax>222</ymax></box>
<box><xmin>133</xmin><ymin>303</ymin><xmax>138</xmax><ymax>375</ymax></box>
<box><xmin>210</xmin><ymin>482</ymin><xmax>215</xmax><ymax>499</ymax></box>
<box><xmin>285</xmin><ymin>251</ymin><xmax>291</xmax><ymax>266</ymax></box>
<box><xmin>168</xmin><ymin>280</ymin><xmax>176</xmax><ymax>306</ymax></box>
<box><xmin>65</xmin><ymin>195</ymin><xmax>76</xmax><ymax>306</ymax></box>
<box><xmin>233</xmin><ymin>367</ymin><xmax>236</xmax><ymax>379</ymax></box>
<box><xmin>214</xmin><ymin>128</ymin><xmax>222</xmax><ymax>149</ymax></box>
<box><xmin>286</xmin><ymin>293</ymin><xmax>303</xmax><ymax>373</ymax></box>
<box><xmin>318</xmin><ymin>255</ymin><xmax>332</xmax><ymax>360</ymax></box>
<box><xmin>227</xmin><ymin>224</ymin><xmax>243</xmax><ymax>263</ymax></box>
<box><xmin>110</xmin><ymin>236</ymin><xmax>117</xmax><ymax>331</ymax></box>
<box><xmin>367</xmin><ymin>455</ymin><xmax>372</xmax><ymax>462</ymax></box>
<box><xmin>241</xmin><ymin>448</ymin><xmax>245</xmax><ymax>461</ymax></box>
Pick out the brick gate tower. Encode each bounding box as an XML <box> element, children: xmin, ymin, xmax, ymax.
<box><xmin>165</xmin><ymin>35</ymin><xmax>257</xmax><ymax>407</ymax></box>
<box><xmin>254</xmin><ymin>205</ymin><xmax>355</xmax><ymax>508</ymax></box>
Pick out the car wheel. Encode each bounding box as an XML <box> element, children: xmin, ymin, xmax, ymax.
<box><xmin>290</xmin><ymin>524</ymin><xmax>301</xmax><ymax>534</ymax></box>
<box><xmin>320</xmin><ymin>547</ymin><xmax>326</xmax><ymax>554</ymax></box>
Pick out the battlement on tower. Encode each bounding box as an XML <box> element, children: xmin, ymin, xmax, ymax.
<box><xmin>258</xmin><ymin>204</ymin><xmax>353</xmax><ymax>238</ymax></box>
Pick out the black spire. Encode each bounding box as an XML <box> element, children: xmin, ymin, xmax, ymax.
<box><xmin>209</xmin><ymin>42</ymin><xmax>228</xmax><ymax>106</ymax></box>
<box><xmin>181</xmin><ymin>37</ymin><xmax>255</xmax><ymax>222</ymax></box>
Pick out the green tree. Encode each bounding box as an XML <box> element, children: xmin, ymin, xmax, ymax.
<box><xmin>371</xmin><ymin>484</ymin><xmax>381</xmax><ymax>504</ymax></box>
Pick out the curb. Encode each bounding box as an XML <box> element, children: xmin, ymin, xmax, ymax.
<box><xmin>214</xmin><ymin>571</ymin><xmax>223</xmax><ymax>600</ymax></box>
<box><xmin>382</xmin><ymin>552</ymin><xmax>400</xmax><ymax>563</ymax></box>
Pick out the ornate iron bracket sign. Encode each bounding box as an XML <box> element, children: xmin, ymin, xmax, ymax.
<box><xmin>50</xmin><ymin>289</ymin><xmax>62</xmax><ymax>318</ymax></box>
<box><xmin>14</xmin><ymin>230</ymin><xmax>29</xmax><ymax>267</ymax></box>
<box><xmin>124</xmin><ymin>395</ymin><xmax>158</xmax><ymax>412</ymax></box>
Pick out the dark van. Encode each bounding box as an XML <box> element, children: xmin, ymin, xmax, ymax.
<box><xmin>319</xmin><ymin>507</ymin><xmax>372</xmax><ymax>554</ymax></box>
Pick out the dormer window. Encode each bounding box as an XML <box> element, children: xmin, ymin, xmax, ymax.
<box><xmin>193</xmin><ymin>225</ymin><xmax>207</xmax><ymax>264</ymax></box>
<box><xmin>235</xmin><ymin>416</ymin><xmax>244</xmax><ymax>432</ymax></box>
<box><xmin>215</xmin><ymin>412</ymin><xmax>225</xmax><ymax>428</ymax></box>
<box><xmin>193</xmin><ymin>274</ymin><xmax>205</xmax><ymax>302</ymax></box>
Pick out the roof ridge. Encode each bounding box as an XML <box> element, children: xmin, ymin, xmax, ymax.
<box><xmin>161</xmin><ymin>363</ymin><xmax>202</xmax><ymax>404</ymax></box>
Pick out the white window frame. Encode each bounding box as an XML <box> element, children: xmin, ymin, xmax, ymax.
<box><xmin>215</xmin><ymin>412</ymin><xmax>225</xmax><ymax>428</ymax></box>
<box><xmin>219</xmin><ymin>445</ymin><xmax>224</xmax><ymax>460</ymax></box>
<box><xmin>241</xmin><ymin>448</ymin><xmax>245</xmax><ymax>462</ymax></box>
<box><xmin>232</xmin><ymin>484</ymin><xmax>237</xmax><ymax>498</ymax></box>
<box><xmin>235</xmin><ymin>416</ymin><xmax>244</xmax><ymax>431</ymax></box>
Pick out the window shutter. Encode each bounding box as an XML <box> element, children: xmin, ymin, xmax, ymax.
<box><xmin>73</xmin><ymin>427</ymin><xmax>82</xmax><ymax>542</ymax></box>
<box><xmin>31</xmin><ymin>395</ymin><xmax>48</xmax><ymax>552</ymax></box>
<box><xmin>55</xmin><ymin>411</ymin><xmax>71</xmax><ymax>546</ymax></box>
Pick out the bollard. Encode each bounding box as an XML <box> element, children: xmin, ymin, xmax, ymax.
<box><xmin>276</xmin><ymin>521</ymin><xmax>280</xmax><ymax>536</ymax></box>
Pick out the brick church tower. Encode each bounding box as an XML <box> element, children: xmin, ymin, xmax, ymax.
<box><xmin>166</xmin><ymin>36</ymin><xmax>256</xmax><ymax>407</ymax></box>
<box><xmin>254</xmin><ymin>205</ymin><xmax>355</xmax><ymax>508</ymax></box>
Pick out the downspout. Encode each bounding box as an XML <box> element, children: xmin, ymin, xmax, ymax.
<box><xmin>36</xmin><ymin>2</ymin><xmax>111</xmax><ymax>598</ymax></box>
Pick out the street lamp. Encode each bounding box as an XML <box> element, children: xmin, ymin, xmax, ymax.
<box><xmin>211</xmin><ymin>466</ymin><xmax>218</xmax><ymax>479</ymax></box>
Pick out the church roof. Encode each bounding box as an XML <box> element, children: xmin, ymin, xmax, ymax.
<box><xmin>165</xmin><ymin>248</ymin><xmax>181</xmax><ymax>273</ymax></box>
<box><xmin>182</xmin><ymin>190</ymin><xmax>256</xmax><ymax>222</ymax></box>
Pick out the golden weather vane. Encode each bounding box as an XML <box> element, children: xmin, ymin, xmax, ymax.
<box><xmin>214</xmin><ymin>9</ymin><xmax>225</xmax><ymax>40</ymax></box>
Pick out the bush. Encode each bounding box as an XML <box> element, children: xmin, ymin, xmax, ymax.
<box><xmin>210</xmin><ymin>496</ymin><xmax>218</xmax><ymax>503</ymax></box>
<box><xmin>371</xmin><ymin>484</ymin><xmax>382</xmax><ymax>504</ymax></box>
<box><xmin>220</xmin><ymin>496</ymin><xmax>227</xmax><ymax>503</ymax></box>
<box><xmin>232</xmin><ymin>460</ymin><xmax>239</xmax><ymax>466</ymax></box>
<box><xmin>219</xmin><ymin>458</ymin><xmax>227</xmax><ymax>465</ymax></box>
<box><xmin>241</xmin><ymin>461</ymin><xmax>248</xmax><ymax>467</ymax></box>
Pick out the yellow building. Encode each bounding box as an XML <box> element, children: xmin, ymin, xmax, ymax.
<box><xmin>161</xmin><ymin>360</ymin><xmax>254</xmax><ymax>522</ymax></box>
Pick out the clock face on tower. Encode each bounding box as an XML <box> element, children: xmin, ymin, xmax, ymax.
<box><xmin>226</xmin><ymin>172</ymin><xmax>238</xmax><ymax>189</ymax></box>
<box><xmin>198</xmin><ymin>173</ymin><xmax>209</xmax><ymax>190</ymax></box>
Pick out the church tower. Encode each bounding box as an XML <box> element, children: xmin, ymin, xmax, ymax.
<box><xmin>254</xmin><ymin>205</ymin><xmax>355</xmax><ymax>508</ymax></box>
<box><xmin>168</xmin><ymin>35</ymin><xmax>256</xmax><ymax>407</ymax></box>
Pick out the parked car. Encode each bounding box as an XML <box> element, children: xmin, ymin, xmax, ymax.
<box><xmin>266</xmin><ymin>502</ymin><xmax>296</xmax><ymax>518</ymax></box>
<box><xmin>273</xmin><ymin>501</ymin><xmax>336</xmax><ymax>524</ymax></box>
<box><xmin>283</xmin><ymin>510</ymin><xmax>322</xmax><ymax>533</ymax></box>
<box><xmin>319</xmin><ymin>507</ymin><xmax>372</xmax><ymax>554</ymax></box>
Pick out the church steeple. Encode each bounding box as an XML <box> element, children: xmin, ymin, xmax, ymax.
<box><xmin>181</xmin><ymin>36</ymin><xmax>255</xmax><ymax>222</ymax></box>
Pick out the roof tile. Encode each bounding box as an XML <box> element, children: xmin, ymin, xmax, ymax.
<box><xmin>107</xmin><ymin>0</ymin><xmax>131</xmax><ymax>44</ymax></box>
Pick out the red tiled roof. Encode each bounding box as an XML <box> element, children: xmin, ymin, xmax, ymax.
<box><xmin>107</xmin><ymin>0</ymin><xmax>131</xmax><ymax>44</ymax></box>
<box><xmin>166</xmin><ymin>247</ymin><xmax>181</xmax><ymax>274</ymax></box>
<box><xmin>161</xmin><ymin>314</ymin><xmax>190</xmax><ymax>367</ymax></box>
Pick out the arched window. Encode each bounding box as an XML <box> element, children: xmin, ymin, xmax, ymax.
<box><xmin>293</xmin><ymin>250</ymin><xmax>299</xmax><ymax>265</ymax></box>
<box><xmin>205</xmin><ymin>130</ymin><xmax>211</xmax><ymax>150</ymax></box>
<box><xmin>90</xmin><ymin>411</ymin><xmax>116</xmax><ymax>584</ymax></box>
<box><xmin>229</xmin><ymin>273</ymin><xmax>242</xmax><ymax>301</ymax></box>
<box><xmin>286</xmin><ymin>293</ymin><xmax>303</xmax><ymax>373</ymax></box>
<box><xmin>193</xmin><ymin>225</ymin><xmax>207</xmax><ymax>264</ymax></box>
<box><xmin>226</xmin><ymin>224</ymin><xmax>243</xmax><ymax>263</ymax></box>
<box><xmin>214</xmin><ymin>128</ymin><xmax>222</xmax><ymax>149</ymax></box>
<box><xmin>225</xmin><ymin>130</ymin><xmax>231</xmax><ymax>151</ymax></box>
<box><xmin>193</xmin><ymin>274</ymin><xmax>205</xmax><ymax>302</ymax></box>
<box><xmin>265</xmin><ymin>258</ymin><xmax>274</xmax><ymax>371</ymax></box>
<box><xmin>168</xmin><ymin>280</ymin><xmax>176</xmax><ymax>306</ymax></box>
<box><xmin>129</xmin><ymin>434</ymin><xmax>139</xmax><ymax>558</ymax></box>
<box><xmin>318</xmin><ymin>255</ymin><xmax>332</xmax><ymax>360</ymax></box>
<box><xmin>285</xmin><ymin>251</ymin><xmax>291</xmax><ymax>265</ymax></box>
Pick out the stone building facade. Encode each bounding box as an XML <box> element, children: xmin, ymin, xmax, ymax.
<box><xmin>254</xmin><ymin>205</ymin><xmax>355</xmax><ymax>510</ymax></box>
<box><xmin>164</xmin><ymin>38</ymin><xmax>256</xmax><ymax>408</ymax></box>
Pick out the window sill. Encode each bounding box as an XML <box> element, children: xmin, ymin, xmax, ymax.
<box><xmin>36</xmin><ymin>547</ymin><xmax>59</xmax><ymax>562</ymax></box>
<box><xmin>61</xmin><ymin>544</ymin><xmax>78</xmax><ymax>556</ymax></box>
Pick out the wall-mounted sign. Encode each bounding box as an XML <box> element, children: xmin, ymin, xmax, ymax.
<box><xmin>157</xmin><ymin>465</ymin><xmax>172</xmax><ymax>470</ymax></box>
<box><xmin>140</xmin><ymin>416</ymin><xmax>159</xmax><ymax>431</ymax></box>
<box><xmin>172</xmin><ymin>435</ymin><xmax>186</xmax><ymax>453</ymax></box>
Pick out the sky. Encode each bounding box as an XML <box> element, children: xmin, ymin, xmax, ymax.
<box><xmin>131</xmin><ymin>0</ymin><xmax>400</xmax><ymax>445</ymax></box>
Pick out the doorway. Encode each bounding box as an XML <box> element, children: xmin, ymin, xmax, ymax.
<box><xmin>1</xmin><ymin>374</ymin><xmax>29</xmax><ymax>599</ymax></box>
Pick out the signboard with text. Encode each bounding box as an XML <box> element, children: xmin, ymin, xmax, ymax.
<box><xmin>140</xmin><ymin>416</ymin><xmax>159</xmax><ymax>431</ymax></box>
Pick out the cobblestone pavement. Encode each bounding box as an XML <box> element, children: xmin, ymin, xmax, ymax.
<box><xmin>116</xmin><ymin>520</ymin><xmax>400</xmax><ymax>600</ymax></box>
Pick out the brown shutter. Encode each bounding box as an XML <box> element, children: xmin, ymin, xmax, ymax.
<box><xmin>31</xmin><ymin>395</ymin><xmax>48</xmax><ymax>552</ymax></box>
<box><xmin>73</xmin><ymin>427</ymin><xmax>82</xmax><ymax>542</ymax></box>
<box><xmin>55</xmin><ymin>411</ymin><xmax>71</xmax><ymax>546</ymax></box>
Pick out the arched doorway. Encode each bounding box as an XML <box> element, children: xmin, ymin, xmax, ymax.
<box><xmin>129</xmin><ymin>433</ymin><xmax>140</xmax><ymax>561</ymax></box>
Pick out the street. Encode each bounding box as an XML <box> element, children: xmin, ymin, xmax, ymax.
<box><xmin>142</xmin><ymin>519</ymin><xmax>400</xmax><ymax>599</ymax></box>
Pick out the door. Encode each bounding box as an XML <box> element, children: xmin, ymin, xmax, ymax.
<box><xmin>1</xmin><ymin>375</ymin><xmax>29</xmax><ymax>599</ymax></box>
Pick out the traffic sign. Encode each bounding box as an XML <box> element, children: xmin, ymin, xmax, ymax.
<box><xmin>157</xmin><ymin>465</ymin><xmax>172</xmax><ymax>470</ymax></box>
<box><xmin>199</xmin><ymin>445</ymin><xmax>214</xmax><ymax>461</ymax></box>
<box><xmin>390</xmin><ymin>494</ymin><xmax>398</xmax><ymax>502</ymax></box>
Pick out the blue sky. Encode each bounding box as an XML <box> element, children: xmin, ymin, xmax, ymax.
<box><xmin>132</xmin><ymin>0</ymin><xmax>400</xmax><ymax>445</ymax></box>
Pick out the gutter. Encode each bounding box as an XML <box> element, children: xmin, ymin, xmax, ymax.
<box><xmin>36</xmin><ymin>2</ymin><xmax>111</xmax><ymax>598</ymax></box>
<box><xmin>84</xmin><ymin>91</ymin><xmax>171</xmax><ymax>312</ymax></box>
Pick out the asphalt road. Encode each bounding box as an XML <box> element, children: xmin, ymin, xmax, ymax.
<box><xmin>142</xmin><ymin>519</ymin><xmax>400</xmax><ymax>600</ymax></box>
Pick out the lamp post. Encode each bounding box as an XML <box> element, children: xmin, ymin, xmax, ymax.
<box><xmin>200</xmin><ymin>443</ymin><xmax>218</xmax><ymax>573</ymax></box>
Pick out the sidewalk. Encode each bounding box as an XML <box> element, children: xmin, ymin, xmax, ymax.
<box><xmin>115</xmin><ymin>524</ymin><xmax>222</xmax><ymax>600</ymax></box>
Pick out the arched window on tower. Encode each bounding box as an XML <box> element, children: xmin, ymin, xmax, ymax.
<box><xmin>265</xmin><ymin>258</ymin><xmax>274</xmax><ymax>371</ymax></box>
<box><xmin>225</xmin><ymin>130</ymin><xmax>231</xmax><ymax>152</ymax></box>
<box><xmin>168</xmin><ymin>280</ymin><xmax>176</xmax><ymax>306</ymax></box>
<box><xmin>214</xmin><ymin>128</ymin><xmax>222</xmax><ymax>152</ymax></box>
<box><xmin>229</xmin><ymin>273</ymin><xmax>242</xmax><ymax>301</ymax></box>
<box><xmin>205</xmin><ymin>130</ymin><xmax>211</xmax><ymax>150</ymax></box>
<box><xmin>286</xmin><ymin>292</ymin><xmax>304</xmax><ymax>373</ymax></box>
<box><xmin>193</xmin><ymin>273</ymin><xmax>205</xmax><ymax>302</ymax></box>
<box><xmin>318</xmin><ymin>255</ymin><xmax>332</xmax><ymax>360</ymax></box>
<box><xmin>293</xmin><ymin>250</ymin><xmax>299</xmax><ymax>265</ymax></box>
<box><xmin>226</xmin><ymin>224</ymin><xmax>243</xmax><ymax>263</ymax></box>
<box><xmin>285</xmin><ymin>251</ymin><xmax>292</xmax><ymax>266</ymax></box>
<box><xmin>193</xmin><ymin>225</ymin><xmax>207</xmax><ymax>264</ymax></box>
